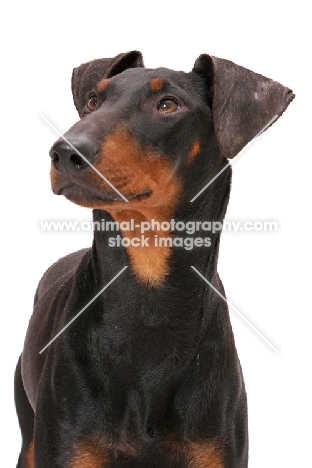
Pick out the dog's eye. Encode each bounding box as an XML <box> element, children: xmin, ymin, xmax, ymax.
<box><xmin>87</xmin><ymin>96</ymin><xmax>98</xmax><ymax>112</ymax></box>
<box><xmin>157</xmin><ymin>99</ymin><xmax>180</xmax><ymax>114</ymax></box>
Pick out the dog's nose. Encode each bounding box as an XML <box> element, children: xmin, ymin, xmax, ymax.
<box><xmin>49</xmin><ymin>138</ymin><xmax>99</xmax><ymax>176</ymax></box>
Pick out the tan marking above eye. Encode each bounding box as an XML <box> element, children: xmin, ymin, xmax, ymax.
<box><xmin>150</xmin><ymin>77</ymin><xmax>165</xmax><ymax>92</ymax></box>
<box><xmin>97</xmin><ymin>78</ymin><xmax>109</xmax><ymax>93</ymax></box>
<box><xmin>157</xmin><ymin>98</ymin><xmax>180</xmax><ymax>114</ymax></box>
<box><xmin>87</xmin><ymin>96</ymin><xmax>98</xmax><ymax>112</ymax></box>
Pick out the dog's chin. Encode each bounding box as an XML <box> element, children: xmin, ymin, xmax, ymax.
<box><xmin>55</xmin><ymin>184</ymin><xmax>152</xmax><ymax>208</ymax></box>
<box><xmin>60</xmin><ymin>185</ymin><xmax>120</xmax><ymax>204</ymax></box>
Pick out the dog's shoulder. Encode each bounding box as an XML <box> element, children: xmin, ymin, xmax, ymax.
<box><xmin>35</xmin><ymin>248</ymin><xmax>89</xmax><ymax>303</ymax></box>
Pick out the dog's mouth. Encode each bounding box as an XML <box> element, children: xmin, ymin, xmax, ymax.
<box><xmin>58</xmin><ymin>184</ymin><xmax>152</xmax><ymax>204</ymax></box>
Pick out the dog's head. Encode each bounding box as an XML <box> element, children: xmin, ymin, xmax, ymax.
<box><xmin>49</xmin><ymin>51</ymin><xmax>294</xmax><ymax>285</ymax></box>
<box><xmin>50</xmin><ymin>50</ymin><xmax>294</xmax><ymax>216</ymax></box>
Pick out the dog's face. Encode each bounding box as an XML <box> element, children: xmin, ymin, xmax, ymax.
<box><xmin>50</xmin><ymin>51</ymin><xmax>294</xmax><ymax>217</ymax></box>
<box><xmin>50</xmin><ymin>67</ymin><xmax>212</xmax><ymax>214</ymax></box>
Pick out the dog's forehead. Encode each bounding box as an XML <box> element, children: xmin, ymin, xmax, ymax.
<box><xmin>106</xmin><ymin>67</ymin><xmax>198</xmax><ymax>93</ymax></box>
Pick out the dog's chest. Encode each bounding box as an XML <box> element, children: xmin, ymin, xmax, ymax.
<box><xmin>69</xmin><ymin>434</ymin><xmax>223</xmax><ymax>467</ymax></box>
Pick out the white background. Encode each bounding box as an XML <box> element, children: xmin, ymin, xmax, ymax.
<box><xmin>1</xmin><ymin>1</ymin><xmax>310</xmax><ymax>466</ymax></box>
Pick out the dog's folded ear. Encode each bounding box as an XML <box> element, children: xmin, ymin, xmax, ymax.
<box><xmin>193</xmin><ymin>55</ymin><xmax>295</xmax><ymax>159</ymax></box>
<box><xmin>71</xmin><ymin>51</ymin><xmax>144</xmax><ymax>116</ymax></box>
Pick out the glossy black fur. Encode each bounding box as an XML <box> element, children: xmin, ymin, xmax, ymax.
<box><xmin>15</xmin><ymin>51</ymin><xmax>294</xmax><ymax>467</ymax></box>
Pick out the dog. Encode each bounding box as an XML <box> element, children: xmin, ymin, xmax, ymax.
<box><xmin>15</xmin><ymin>51</ymin><xmax>294</xmax><ymax>467</ymax></box>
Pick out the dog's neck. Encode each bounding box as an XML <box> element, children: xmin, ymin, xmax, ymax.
<box><xmin>90</xmin><ymin>194</ymin><xmax>227</xmax><ymax>291</ymax></box>
<box><xmin>102</xmin><ymin>205</ymin><xmax>175</xmax><ymax>286</ymax></box>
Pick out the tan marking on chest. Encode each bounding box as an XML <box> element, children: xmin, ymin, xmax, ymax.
<box><xmin>70</xmin><ymin>436</ymin><xmax>139</xmax><ymax>467</ymax></box>
<box><xmin>70</xmin><ymin>439</ymin><xmax>110</xmax><ymax>468</ymax></box>
<box><xmin>187</xmin><ymin>439</ymin><xmax>223</xmax><ymax>467</ymax></box>
<box><xmin>25</xmin><ymin>440</ymin><xmax>34</xmax><ymax>468</ymax></box>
